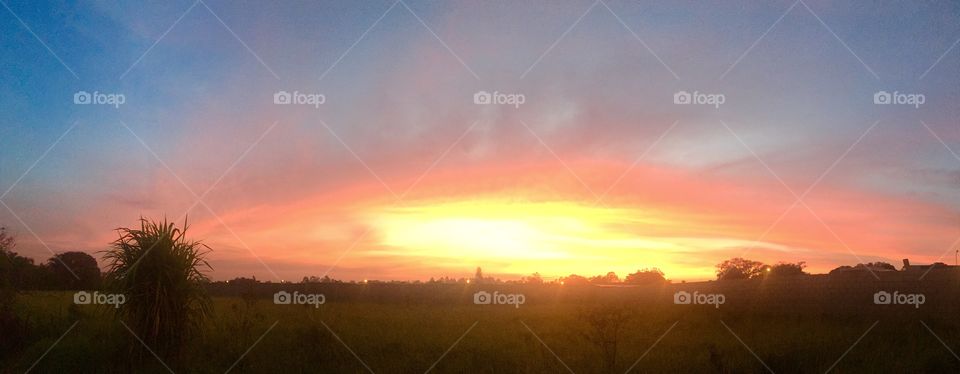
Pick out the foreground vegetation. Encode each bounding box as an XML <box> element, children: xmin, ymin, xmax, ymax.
<box><xmin>3</xmin><ymin>283</ymin><xmax>959</xmax><ymax>373</ymax></box>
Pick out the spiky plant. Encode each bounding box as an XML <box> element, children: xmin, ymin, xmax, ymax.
<box><xmin>103</xmin><ymin>217</ymin><xmax>212</xmax><ymax>363</ymax></box>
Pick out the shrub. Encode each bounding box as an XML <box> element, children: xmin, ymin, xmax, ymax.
<box><xmin>103</xmin><ymin>218</ymin><xmax>212</xmax><ymax>365</ymax></box>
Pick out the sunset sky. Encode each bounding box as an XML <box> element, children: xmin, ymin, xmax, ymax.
<box><xmin>1</xmin><ymin>0</ymin><xmax>959</xmax><ymax>281</ymax></box>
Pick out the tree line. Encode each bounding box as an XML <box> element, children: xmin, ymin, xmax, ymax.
<box><xmin>0</xmin><ymin>227</ymin><xmax>101</xmax><ymax>290</ymax></box>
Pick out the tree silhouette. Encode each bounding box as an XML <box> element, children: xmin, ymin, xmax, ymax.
<box><xmin>623</xmin><ymin>268</ymin><xmax>665</xmax><ymax>284</ymax></box>
<box><xmin>716</xmin><ymin>258</ymin><xmax>766</xmax><ymax>280</ymax></box>
<box><xmin>47</xmin><ymin>252</ymin><xmax>100</xmax><ymax>290</ymax></box>
<box><xmin>767</xmin><ymin>261</ymin><xmax>806</xmax><ymax>277</ymax></box>
<box><xmin>103</xmin><ymin>218</ymin><xmax>211</xmax><ymax>366</ymax></box>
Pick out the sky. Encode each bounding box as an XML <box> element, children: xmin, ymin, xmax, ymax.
<box><xmin>1</xmin><ymin>0</ymin><xmax>959</xmax><ymax>282</ymax></box>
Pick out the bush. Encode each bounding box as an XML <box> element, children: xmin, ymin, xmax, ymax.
<box><xmin>103</xmin><ymin>218</ymin><xmax>212</xmax><ymax>365</ymax></box>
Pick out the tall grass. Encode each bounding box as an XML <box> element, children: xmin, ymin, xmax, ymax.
<box><xmin>103</xmin><ymin>217</ymin><xmax>212</xmax><ymax>364</ymax></box>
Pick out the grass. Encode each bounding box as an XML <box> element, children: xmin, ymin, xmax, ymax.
<box><xmin>4</xmin><ymin>287</ymin><xmax>959</xmax><ymax>373</ymax></box>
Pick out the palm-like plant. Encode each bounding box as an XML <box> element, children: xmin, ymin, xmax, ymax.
<box><xmin>103</xmin><ymin>217</ymin><xmax>212</xmax><ymax>363</ymax></box>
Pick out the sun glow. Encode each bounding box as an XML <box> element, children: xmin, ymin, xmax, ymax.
<box><xmin>369</xmin><ymin>198</ymin><xmax>738</xmax><ymax>279</ymax></box>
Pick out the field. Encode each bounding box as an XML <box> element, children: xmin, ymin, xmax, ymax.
<box><xmin>4</xmin><ymin>275</ymin><xmax>960</xmax><ymax>373</ymax></box>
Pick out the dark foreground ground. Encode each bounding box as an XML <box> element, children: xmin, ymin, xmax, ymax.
<box><xmin>3</xmin><ymin>272</ymin><xmax>959</xmax><ymax>373</ymax></box>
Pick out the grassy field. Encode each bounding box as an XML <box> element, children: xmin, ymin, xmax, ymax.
<box><xmin>4</xmin><ymin>280</ymin><xmax>960</xmax><ymax>373</ymax></box>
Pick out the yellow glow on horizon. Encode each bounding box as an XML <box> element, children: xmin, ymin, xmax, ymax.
<box><xmin>367</xmin><ymin>198</ymin><xmax>752</xmax><ymax>280</ymax></box>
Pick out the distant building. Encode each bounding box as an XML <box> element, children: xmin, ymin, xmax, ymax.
<box><xmin>902</xmin><ymin>258</ymin><xmax>957</xmax><ymax>272</ymax></box>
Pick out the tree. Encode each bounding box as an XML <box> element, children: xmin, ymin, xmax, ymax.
<box><xmin>623</xmin><ymin>268</ymin><xmax>666</xmax><ymax>285</ymax></box>
<box><xmin>716</xmin><ymin>258</ymin><xmax>766</xmax><ymax>280</ymax></box>
<box><xmin>560</xmin><ymin>274</ymin><xmax>590</xmax><ymax>286</ymax></box>
<box><xmin>103</xmin><ymin>218</ymin><xmax>212</xmax><ymax>366</ymax></box>
<box><xmin>474</xmin><ymin>267</ymin><xmax>483</xmax><ymax>284</ymax></box>
<box><xmin>521</xmin><ymin>272</ymin><xmax>543</xmax><ymax>284</ymax></box>
<box><xmin>767</xmin><ymin>261</ymin><xmax>806</xmax><ymax>277</ymax></box>
<box><xmin>862</xmin><ymin>262</ymin><xmax>896</xmax><ymax>271</ymax></box>
<box><xmin>0</xmin><ymin>227</ymin><xmax>13</xmax><ymax>252</ymax></box>
<box><xmin>47</xmin><ymin>252</ymin><xmax>101</xmax><ymax>290</ymax></box>
<box><xmin>591</xmin><ymin>272</ymin><xmax>620</xmax><ymax>284</ymax></box>
<box><xmin>0</xmin><ymin>230</ymin><xmax>47</xmax><ymax>290</ymax></box>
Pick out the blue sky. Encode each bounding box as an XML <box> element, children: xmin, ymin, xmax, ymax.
<box><xmin>1</xmin><ymin>0</ymin><xmax>959</xmax><ymax>280</ymax></box>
